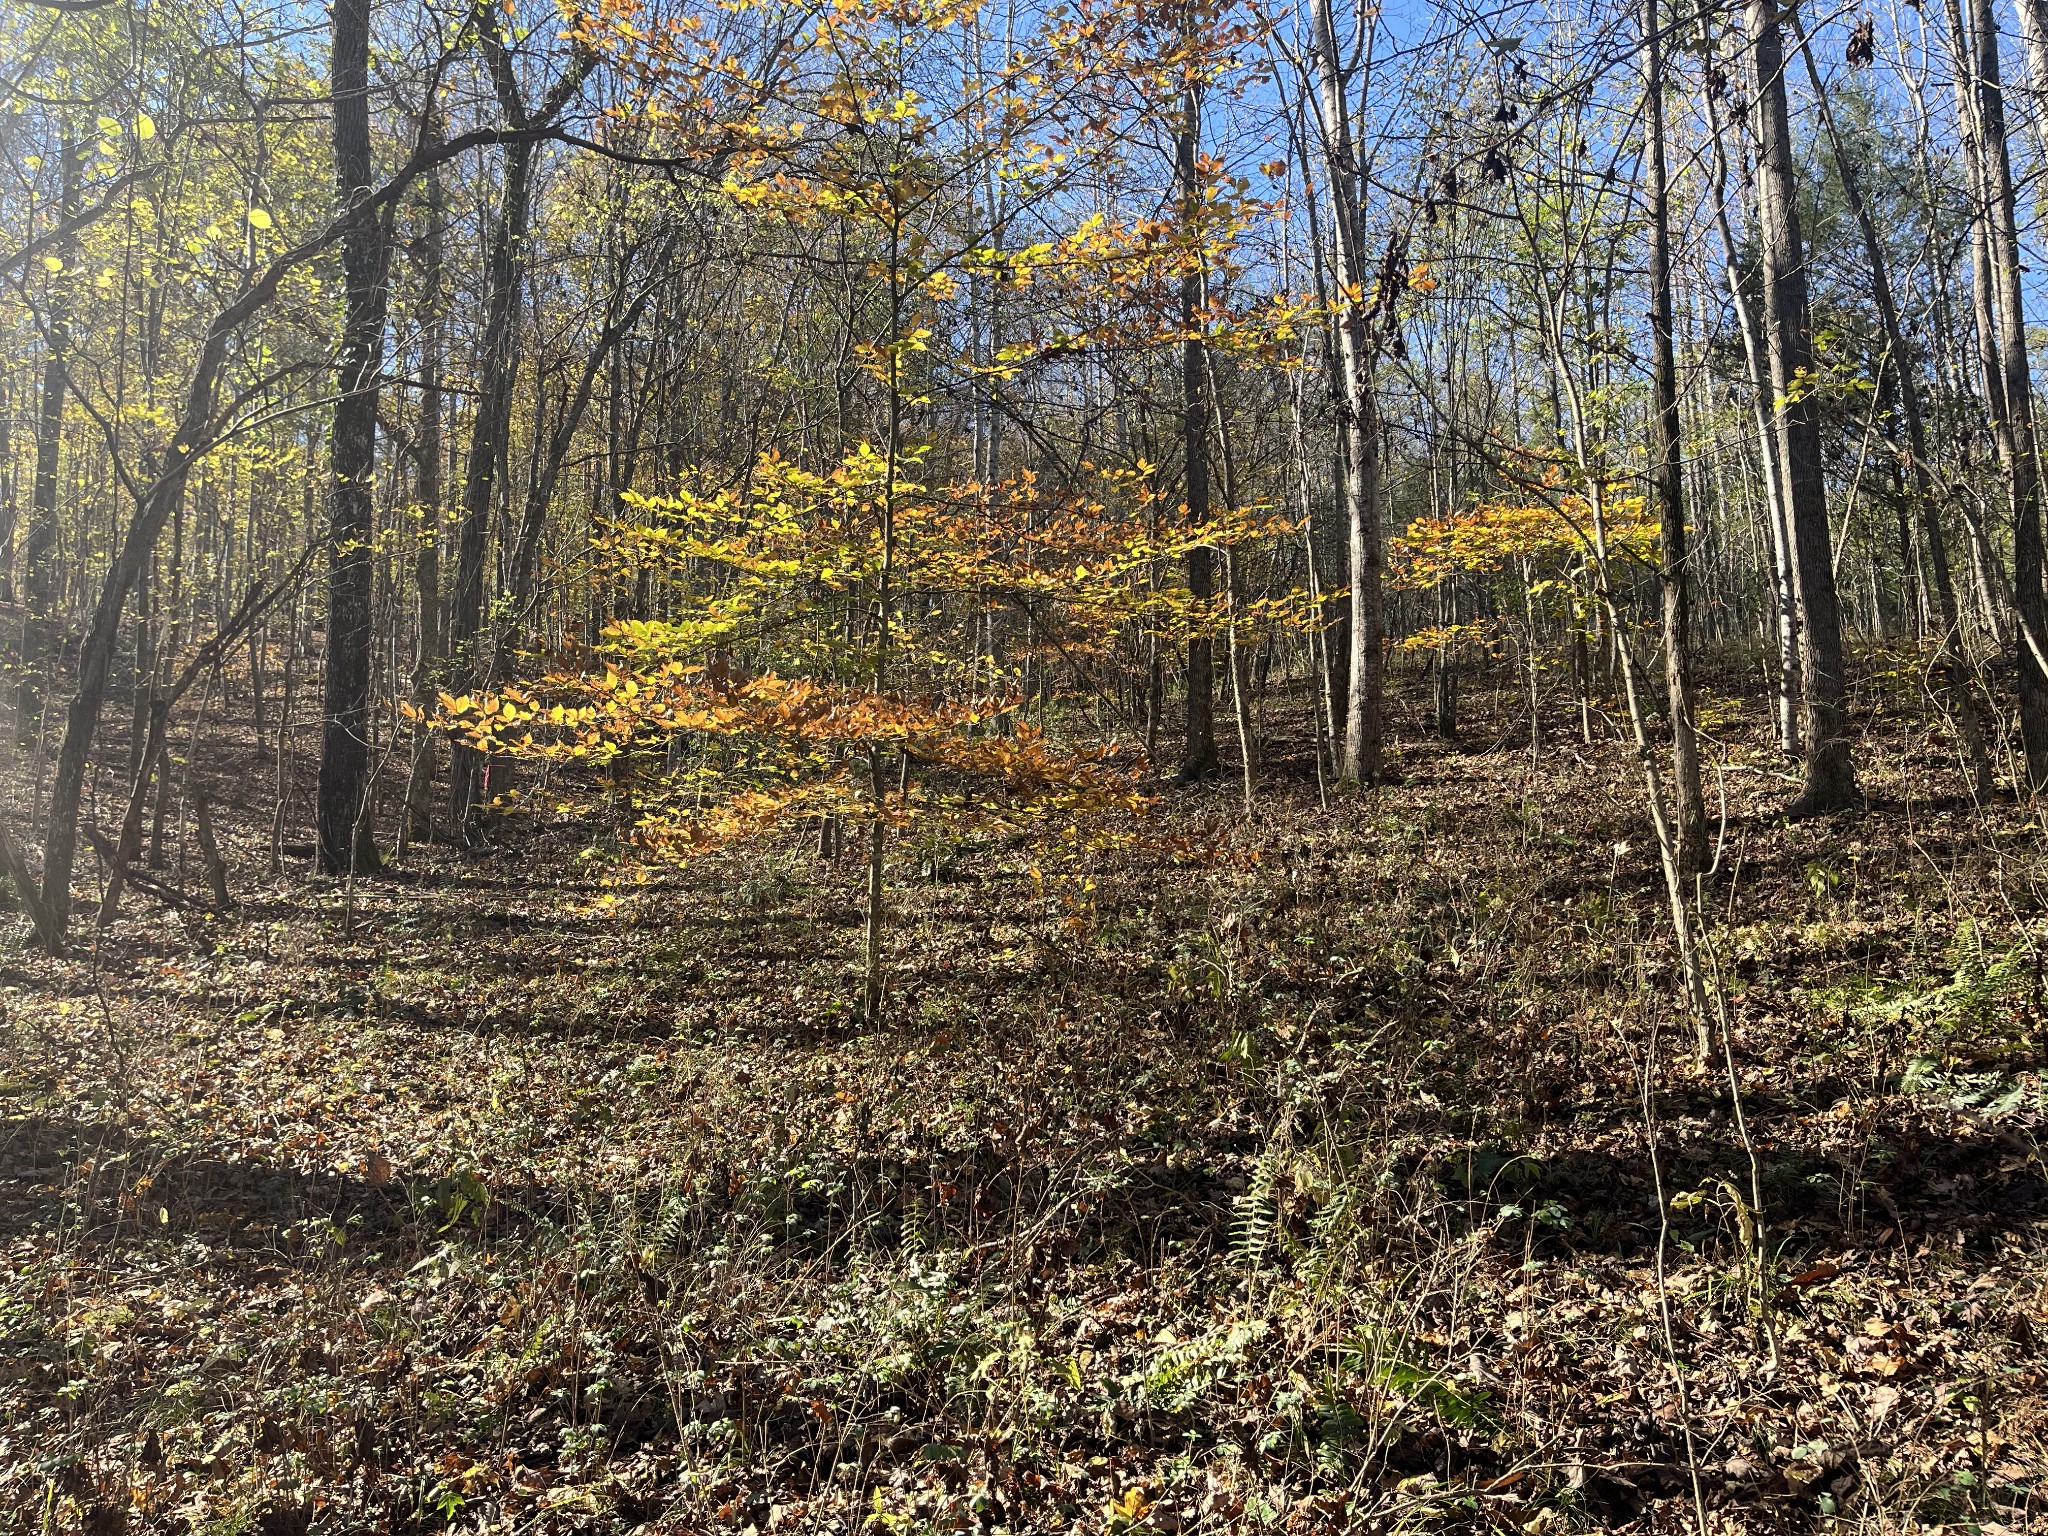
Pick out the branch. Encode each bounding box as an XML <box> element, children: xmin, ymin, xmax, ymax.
<box><xmin>0</xmin><ymin>166</ymin><xmax>156</xmax><ymax>285</ymax></box>
<box><xmin>0</xmin><ymin>814</ymin><xmax>64</xmax><ymax>954</ymax></box>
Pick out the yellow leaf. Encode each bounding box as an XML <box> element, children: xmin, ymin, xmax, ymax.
<box><xmin>136</xmin><ymin>112</ymin><xmax>155</xmax><ymax>141</ymax></box>
<box><xmin>42</xmin><ymin>256</ymin><xmax>62</xmax><ymax>273</ymax></box>
<box><xmin>247</xmin><ymin>207</ymin><xmax>272</xmax><ymax>229</ymax></box>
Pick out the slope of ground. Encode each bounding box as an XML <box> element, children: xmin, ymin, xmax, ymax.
<box><xmin>0</xmin><ymin>663</ymin><xmax>2043</xmax><ymax>1534</ymax></box>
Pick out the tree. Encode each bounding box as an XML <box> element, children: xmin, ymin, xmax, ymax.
<box><xmin>1746</xmin><ymin>0</ymin><xmax>1858</xmax><ymax>814</ymax></box>
<box><xmin>1642</xmin><ymin>0</ymin><xmax>1706</xmax><ymax>870</ymax></box>
<box><xmin>1176</xmin><ymin>77</ymin><xmax>1219</xmax><ymax>783</ymax></box>
<box><xmin>1304</xmin><ymin>0</ymin><xmax>1386</xmax><ymax>783</ymax></box>
<box><xmin>1946</xmin><ymin>0</ymin><xmax>2048</xmax><ymax>790</ymax></box>
<box><xmin>444</xmin><ymin>23</ymin><xmax>598</xmax><ymax>840</ymax></box>
<box><xmin>314</xmin><ymin>0</ymin><xmax>391</xmax><ymax>875</ymax></box>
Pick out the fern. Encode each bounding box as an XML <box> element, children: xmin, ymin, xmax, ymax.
<box><xmin>1231</xmin><ymin>1142</ymin><xmax>1286</xmax><ymax>1269</ymax></box>
<box><xmin>651</xmin><ymin>1192</ymin><xmax>692</xmax><ymax>1254</ymax></box>
<box><xmin>1301</xmin><ymin>1182</ymin><xmax>1359</xmax><ymax>1290</ymax></box>
<box><xmin>1847</xmin><ymin>918</ymin><xmax>2037</xmax><ymax>1037</ymax></box>
<box><xmin>1141</xmin><ymin>1318</ymin><xmax>1269</xmax><ymax>1412</ymax></box>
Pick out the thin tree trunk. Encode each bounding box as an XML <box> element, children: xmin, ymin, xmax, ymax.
<box><xmin>1645</xmin><ymin>0</ymin><xmax>1708</xmax><ymax>871</ymax></box>
<box><xmin>402</xmin><ymin>111</ymin><xmax>446</xmax><ymax>849</ymax></box>
<box><xmin>445</xmin><ymin>31</ymin><xmax>596</xmax><ymax>837</ymax></box>
<box><xmin>444</xmin><ymin>139</ymin><xmax>531</xmax><ymax>837</ymax></box>
<box><xmin>18</xmin><ymin>133</ymin><xmax>75</xmax><ymax>744</ymax></box>
<box><xmin>1703</xmin><ymin>50</ymin><xmax>1801</xmax><ymax>756</ymax></box>
<box><xmin>101</xmin><ymin>569</ymin><xmax>303</xmax><ymax>924</ymax></box>
<box><xmin>1177</xmin><ymin>85</ymin><xmax>1219</xmax><ymax>782</ymax></box>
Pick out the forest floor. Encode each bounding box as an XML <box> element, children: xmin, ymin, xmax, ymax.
<box><xmin>0</xmin><ymin>656</ymin><xmax>2044</xmax><ymax>1536</ymax></box>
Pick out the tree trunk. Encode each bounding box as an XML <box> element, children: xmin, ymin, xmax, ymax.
<box><xmin>1177</xmin><ymin>87</ymin><xmax>1218</xmax><ymax>783</ymax></box>
<box><xmin>1307</xmin><ymin>0</ymin><xmax>1384</xmax><ymax>782</ymax></box>
<box><xmin>1747</xmin><ymin>0</ymin><xmax>1858</xmax><ymax>813</ymax></box>
<box><xmin>445</xmin><ymin>136</ymin><xmax>535</xmax><ymax>837</ymax></box>
<box><xmin>402</xmin><ymin>112</ymin><xmax>446</xmax><ymax>848</ymax></box>
<box><xmin>1792</xmin><ymin>11</ymin><xmax>1995</xmax><ymax>797</ymax></box>
<box><xmin>315</xmin><ymin>0</ymin><xmax>389</xmax><ymax>874</ymax></box>
<box><xmin>444</xmin><ymin>22</ymin><xmax>595</xmax><ymax>835</ymax></box>
<box><xmin>18</xmin><ymin>133</ymin><xmax>76</xmax><ymax>744</ymax></box>
<box><xmin>1645</xmin><ymin>0</ymin><xmax>1708</xmax><ymax>871</ymax></box>
<box><xmin>505</xmin><ymin>284</ymin><xmax>651</xmax><ymax>625</ymax></box>
<box><xmin>1953</xmin><ymin>0</ymin><xmax>2048</xmax><ymax>788</ymax></box>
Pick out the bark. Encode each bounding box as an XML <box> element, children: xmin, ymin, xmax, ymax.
<box><xmin>444</xmin><ymin>137</ymin><xmax>533</xmax><ymax>835</ymax></box>
<box><xmin>315</xmin><ymin>0</ymin><xmax>391</xmax><ymax>874</ymax></box>
<box><xmin>191</xmin><ymin>789</ymin><xmax>230</xmax><ymax>909</ymax></box>
<box><xmin>0</xmin><ymin>813</ymin><xmax>61</xmax><ymax>955</ymax></box>
<box><xmin>1703</xmin><ymin>83</ymin><xmax>1801</xmax><ymax>754</ymax></box>
<box><xmin>0</xmin><ymin>376</ymin><xmax>14</xmax><ymax>603</ymax></box>
<box><xmin>1644</xmin><ymin>0</ymin><xmax>1708</xmax><ymax>871</ymax></box>
<box><xmin>18</xmin><ymin>133</ymin><xmax>76</xmax><ymax>742</ymax></box>
<box><xmin>1177</xmin><ymin>87</ymin><xmax>1219</xmax><ymax>782</ymax></box>
<box><xmin>1791</xmin><ymin>13</ymin><xmax>1995</xmax><ymax>797</ymax></box>
<box><xmin>1746</xmin><ymin>0</ymin><xmax>1859</xmax><ymax>812</ymax></box>
<box><xmin>444</xmin><ymin>30</ymin><xmax>597</xmax><ymax>836</ymax></box>
<box><xmin>1307</xmin><ymin>0</ymin><xmax>1384</xmax><ymax>782</ymax></box>
<box><xmin>1952</xmin><ymin>0</ymin><xmax>2048</xmax><ymax>788</ymax></box>
<box><xmin>402</xmin><ymin>113</ymin><xmax>446</xmax><ymax>848</ymax></box>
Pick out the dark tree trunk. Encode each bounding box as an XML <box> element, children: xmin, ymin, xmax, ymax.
<box><xmin>1645</xmin><ymin>0</ymin><xmax>1708</xmax><ymax>870</ymax></box>
<box><xmin>444</xmin><ymin>135</ymin><xmax>534</xmax><ymax>836</ymax></box>
<box><xmin>18</xmin><ymin>133</ymin><xmax>76</xmax><ymax>742</ymax></box>
<box><xmin>443</xmin><ymin>21</ymin><xmax>599</xmax><ymax>836</ymax></box>
<box><xmin>1177</xmin><ymin>87</ymin><xmax>1218</xmax><ymax>782</ymax></box>
<box><xmin>315</xmin><ymin>0</ymin><xmax>390</xmax><ymax>874</ymax></box>
<box><xmin>402</xmin><ymin>115</ymin><xmax>446</xmax><ymax>846</ymax></box>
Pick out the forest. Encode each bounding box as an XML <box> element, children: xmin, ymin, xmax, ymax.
<box><xmin>0</xmin><ymin>0</ymin><xmax>2043</xmax><ymax>1528</ymax></box>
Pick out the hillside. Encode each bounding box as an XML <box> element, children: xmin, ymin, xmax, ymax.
<box><xmin>2</xmin><ymin>673</ymin><xmax>2041</xmax><ymax>1535</ymax></box>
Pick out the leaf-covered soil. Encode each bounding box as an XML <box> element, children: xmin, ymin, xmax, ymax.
<box><xmin>1</xmin><ymin>663</ymin><xmax>2044</xmax><ymax>1535</ymax></box>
